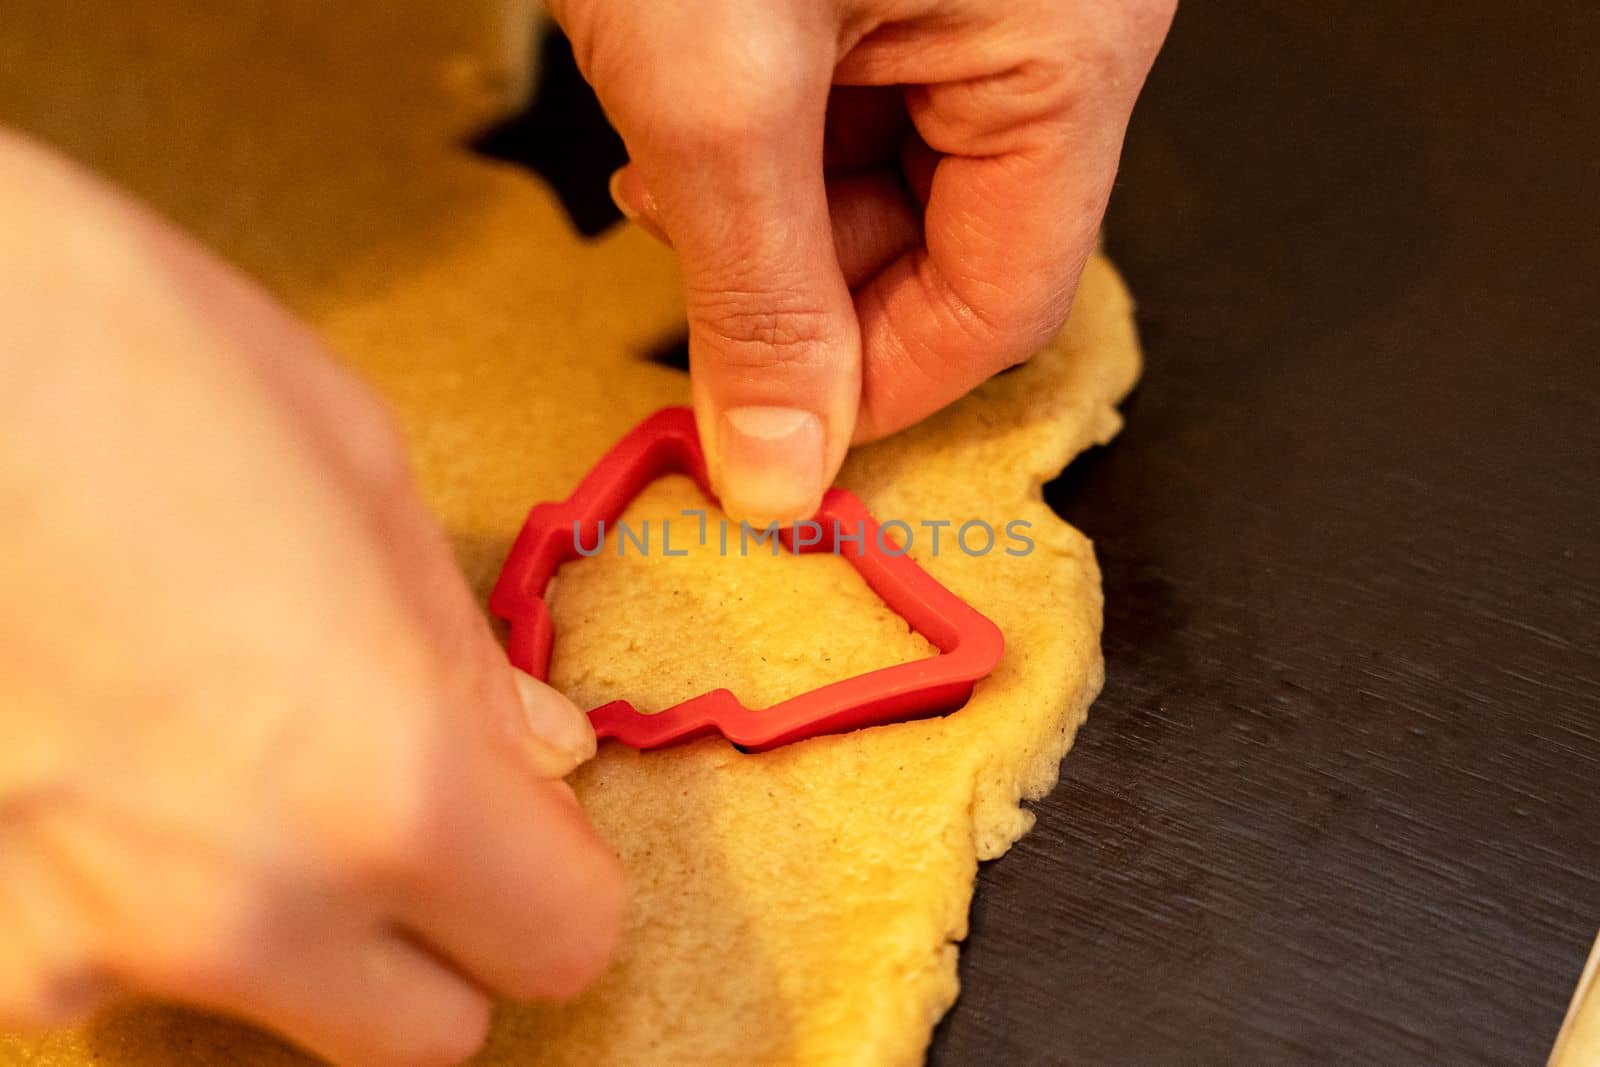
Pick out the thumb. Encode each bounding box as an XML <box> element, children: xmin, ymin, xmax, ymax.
<box><xmin>509</xmin><ymin>666</ymin><xmax>596</xmax><ymax>776</ymax></box>
<box><xmin>606</xmin><ymin>37</ymin><xmax>858</xmax><ymax>525</ymax></box>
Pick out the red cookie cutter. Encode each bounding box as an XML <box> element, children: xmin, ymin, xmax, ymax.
<box><xmin>490</xmin><ymin>407</ymin><xmax>1004</xmax><ymax>752</ymax></box>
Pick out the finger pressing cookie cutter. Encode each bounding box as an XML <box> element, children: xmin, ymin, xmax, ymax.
<box><xmin>490</xmin><ymin>407</ymin><xmax>1004</xmax><ymax>752</ymax></box>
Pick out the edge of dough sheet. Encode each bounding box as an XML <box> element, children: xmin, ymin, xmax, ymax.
<box><xmin>0</xmin><ymin>3</ymin><xmax>1144</xmax><ymax>1065</ymax></box>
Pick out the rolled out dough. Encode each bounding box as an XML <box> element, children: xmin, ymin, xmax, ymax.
<box><xmin>0</xmin><ymin>2</ymin><xmax>1141</xmax><ymax>1063</ymax></box>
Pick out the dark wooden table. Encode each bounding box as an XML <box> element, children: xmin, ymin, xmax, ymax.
<box><xmin>933</xmin><ymin>3</ymin><xmax>1600</xmax><ymax>1063</ymax></box>
<box><xmin>493</xmin><ymin>5</ymin><xmax>1600</xmax><ymax>1062</ymax></box>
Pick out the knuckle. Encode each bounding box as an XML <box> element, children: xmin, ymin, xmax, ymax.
<box><xmin>667</xmin><ymin>83</ymin><xmax>797</xmax><ymax>149</ymax></box>
<box><xmin>690</xmin><ymin>293</ymin><xmax>840</xmax><ymax>370</ymax></box>
<box><xmin>944</xmin><ymin>283</ymin><xmax>1048</xmax><ymax>361</ymax></box>
<box><xmin>905</xmin><ymin>268</ymin><xmax>1072</xmax><ymax>389</ymax></box>
<box><xmin>1010</xmin><ymin>53</ymin><xmax>1078</xmax><ymax>110</ymax></box>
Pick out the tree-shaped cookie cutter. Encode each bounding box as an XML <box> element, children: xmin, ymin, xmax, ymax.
<box><xmin>490</xmin><ymin>407</ymin><xmax>1004</xmax><ymax>752</ymax></box>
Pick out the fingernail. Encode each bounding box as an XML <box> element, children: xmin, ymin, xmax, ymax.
<box><xmin>607</xmin><ymin>169</ymin><xmax>637</xmax><ymax>221</ymax></box>
<box><xmin>608</xmin><ymin>168</ymin><xmax>671</xmax><ymax>245</ymax></box>
<box><xmin>716</xmin><ymin>406</ymin><xmax>826</xmax><ymax>525</ymax></box>
<box><xmin>511</xmin><ymin>668</ymin><xmax>596</xmax><ymax>772</ymax></box>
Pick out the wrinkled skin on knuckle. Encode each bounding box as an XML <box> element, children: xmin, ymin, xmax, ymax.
<box><xmin>908</xmin><ymin>54</ymin><xmax>1079</xmax><ymax>155</ymax></box>
<box><xmin>931</xmin><ymin>256</ymin><xmax>1066</xmax><ymax>371</ymax></box>
<box><xmin>689</xmin><ymin>288</ymin><xmax>842</xmax><ymax>373</ymax></box>
<box><xmin>695</xmin><ymin>300</ymin><xmax>836</xmax><ymax>358</ymax></box>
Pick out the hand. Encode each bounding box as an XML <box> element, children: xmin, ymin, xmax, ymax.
<box><xmin>549</xmin><ymin>0</ymin><xmax>1173</xmax><ymax>523</ymax></box>
<box><xmin>0</xmin><ymin>133</ymin><xmax>623</xmax><ymax>1067</ymax></box>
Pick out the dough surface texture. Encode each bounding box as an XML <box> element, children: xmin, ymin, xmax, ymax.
<box><xmin>0</xmin><ymin>3</ymin><xmax>1141</xmax><ymax>1063</ymax></box>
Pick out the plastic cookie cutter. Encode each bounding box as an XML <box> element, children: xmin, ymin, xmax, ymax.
<box><xmin>490</xmin><ymin>406</ymin><xmax>1005</xmax><ymax>752</ymax></box>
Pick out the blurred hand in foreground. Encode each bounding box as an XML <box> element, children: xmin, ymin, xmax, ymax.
<box><xmin>550</xmin><ymin>0</ymin><xmax>1174</xmax><ymax>523</ymax></box>
<box><xmin>0</xmin><ymin>132</ymin><xmax>623</xmax><ymax>1067</ymax></box>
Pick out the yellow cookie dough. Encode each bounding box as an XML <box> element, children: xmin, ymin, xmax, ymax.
<box><xmin>547</xmin><ymin>475</ymin><xmax>937</xmax><ymax>714</ymax></box>
<box><xmin>0</xmin><ymin>2</ymin><xmax>1141</xmax><ymax>1064</ymax></box>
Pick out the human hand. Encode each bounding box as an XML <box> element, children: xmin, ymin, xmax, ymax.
<box><xmin>0</xmin><ymin>133</ymin><xmax>623</xmax><ymax>1066</ymax></box>
<box><xmin>549</xmin><ymin>0</ymin><xmax>1173</xmax><ymax>523</ymax></box>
